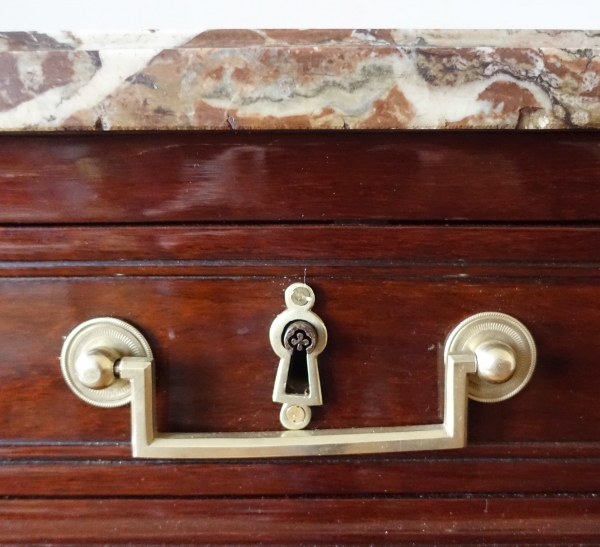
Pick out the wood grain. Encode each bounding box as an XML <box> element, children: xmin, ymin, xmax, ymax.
<box><xmin>1</xmin><ymin>131</ymin><xmax>600</xmax><ymax>223</ymax></box>
<box><xmin>2</xmin><ymin>458</ymin><xmax>600</xmax><ymax>497</ymax></box>
<box><xmin>1</xmin><ymin>225</ymin><xmax>600</xmax><ymax>263</ymax></box>
<box><xmin>0</xmin><ymin>497</ymin><xmax>599</xmax><ymax>545</ymax></box>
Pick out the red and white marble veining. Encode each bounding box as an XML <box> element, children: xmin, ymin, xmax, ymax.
<box><xmin>0</xmin><ymin>29</ymin><xmax>599</xmax><ymax>130</ymax></box>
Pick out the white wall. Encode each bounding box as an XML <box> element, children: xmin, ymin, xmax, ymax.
<box><xmin>2</xmin><ymin>0</ymin><xmax>600</xmax><ymax>31</ymax></box>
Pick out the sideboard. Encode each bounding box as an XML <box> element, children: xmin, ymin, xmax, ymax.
<box><xmin>0</xmin><ymin>29</ymin><xmax>599</xmax><ymax>545</ymax></box>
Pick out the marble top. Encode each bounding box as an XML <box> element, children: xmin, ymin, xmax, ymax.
<box><xmin>1</xmin><ymin>29</ymin><xmax>600</xmax><ymax>131</ymax></box>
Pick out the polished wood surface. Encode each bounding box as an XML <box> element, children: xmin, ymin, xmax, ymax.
<box><xmin>1</xmin><ymin>131</ymin><xmax>600</xmax><ymax>223</ymax></box>
<box><xmin>2</xmin><ymin>497</ymin><xmax>600</xmax><ymax>545</ymax></box>
<box><xmin>1</xmin><ymin>131</ymin><xmax>600</xmax><ymax>544</ymax></box>
<box><xmin>1</xmin><ymin>224</ymin><xmax>600</xmax><ymax>263</ymax></box>
<box><xmin>3</xmin><ymin>455</ymin><xmax>600</xmax><ymax>497</ymax></box>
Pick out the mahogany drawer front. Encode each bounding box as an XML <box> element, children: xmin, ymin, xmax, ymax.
<box><xmin>0</xmin><ymin>273</ymin><xmax>598</xmax><ymax>447</ymax></box>
<box><xmin>2</xmin><ymin>217</ymin><xmax>600</xmax><ymax>500</ymax></box>
<box><xmin>2</xmin><ymin>131</ymin><xmax>600</xmax><ymax>224</ymax></box>
<box><xmin>2</xmin><ymin>264</ymin><xmax>600</xmax><ymax>542</ymax></box>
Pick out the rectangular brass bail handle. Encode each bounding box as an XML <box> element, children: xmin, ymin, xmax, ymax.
<box><xmin>59</xmin><ymin>283</ymin><xmax>536</xmax><ymax>459</ymax></box>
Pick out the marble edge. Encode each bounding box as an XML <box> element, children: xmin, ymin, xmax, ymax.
<box><xmin>2</xmin><ymin>29</ymin><xmax>600</xmax><ymax>50</ymax></box>
<box><xmin>1</xmin><ymin>29</ymin><xmax>600</xmax><ymax>131</ymax></box>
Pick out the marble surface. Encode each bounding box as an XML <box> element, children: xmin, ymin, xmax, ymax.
<box><xmin>1</xmin><ymin>29</ymin><xmax>600</xmax><ymax>130</ymax></box>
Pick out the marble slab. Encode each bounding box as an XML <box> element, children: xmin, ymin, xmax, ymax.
<box><xmin>1</xmin><ymin>29</ymin><xmax>600</xmax><ymax>130</ymax></box>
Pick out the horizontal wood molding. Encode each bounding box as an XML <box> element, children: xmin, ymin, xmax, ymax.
<box><xmin>3</xmin><ymin>441</ymin><xmax>600</xmax><ymax>460</ymax></box>
<box><xmin>0</xmin><ymin>459</ymin><xmax>600</xmax><ymax>497</ymax></box>
<box><xmin>2</xmin><ymin>225</ymin><xmax>600</xmax><ymax>265</ymax></box>
<box><xmin>0</xmin><ymin>497</ymin><xmax>599</xmax><ymax>544</ymax></box>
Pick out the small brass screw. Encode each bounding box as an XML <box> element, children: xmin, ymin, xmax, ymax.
<box><xmin>291</xmin><ymin>286</ymin><xmax>312</xmax><ymax>306</ymax></box>
<box><xmin>285</xmin><ymin>405</ymin><xmax>306</xmax><ymax>424</ymax></box>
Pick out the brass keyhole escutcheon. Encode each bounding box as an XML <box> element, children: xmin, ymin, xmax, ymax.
<box><xmin>270</xmin><ymin>283</ymin><xmax>328</xmax><ymax>430</ymax></box>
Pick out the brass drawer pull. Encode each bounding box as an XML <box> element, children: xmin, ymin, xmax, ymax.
<box><xmin>60</xmin><ymin>283</ymin><xmax>536</xmax><ymax>459</ymax></box>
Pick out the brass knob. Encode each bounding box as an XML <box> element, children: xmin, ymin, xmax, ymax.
<box><xmin>61</xmin><ymin>317</ymin><xmax>153</xmax><ymax>407</ymax></box>
<box><xmin>74</xmin><ymin>347</ymin><xmax>121</xmax><ymax>389</ymax></box>
<box><xmin>474</xmin><ymin>340</ymin><xmax>516</xmax><ymax>384</ymax></box>
<box><xmin>444</xmin><ymin>312</ymin><xmax>536</xmax><ymax>403</ymax></box>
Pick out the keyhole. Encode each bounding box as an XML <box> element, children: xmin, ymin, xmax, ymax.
<box><xmin>283</xmin><ymin>321</ymin><xmax>317</xmax><ymax>396</ymax></box>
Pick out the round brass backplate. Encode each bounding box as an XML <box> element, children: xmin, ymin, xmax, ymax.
<box><xmin>60</xmin><ymin>317</ymin><xmax>153</xmax><ymax>407</ymax></box>
<box><xmin>444</xmin><ymin>312</ymin><xmax>536</xmax><ymax>403</ymax></box>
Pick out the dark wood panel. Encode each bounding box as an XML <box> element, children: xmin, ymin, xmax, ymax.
<box><xmin>3</xmin><ymin>225</ymin><xmax>600</xmax><ymax>263</ymax></box>
<box><xmin>2</xmin><ymin>458</ymin><xmax>600</xmax><ymax>497</ymax></box>
<box><xmin>0</xmin><ymin>497</ymin><xmax>599</xmax><ymax>545</ymax></box>
<box><xmin>0</xmin><ymin>276</ymin><xmax>599</xmax><ymax>447</ymax></box>
<box><xmin>1</xmin><ymin>131</ymin><xmax>600</xmax><ymax>223</ymax></box>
